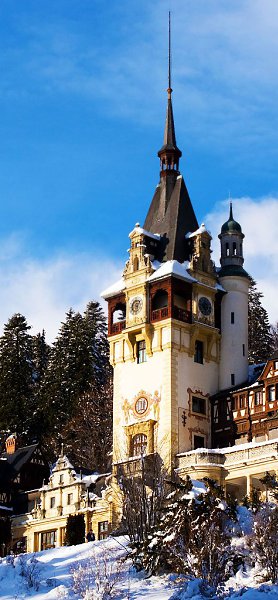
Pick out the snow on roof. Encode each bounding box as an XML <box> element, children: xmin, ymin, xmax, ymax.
<box><xmin>185</xmin><ymin>223</ymin><xmax>211</xmax><ymax>238</ymax></box>
<box><xmin>177</xmin><ymin>437</ymin><xmax>278</xmax><ymax>458</ymax></box>
<box><xmin>148</xmin><ymin>260</ymin><xmax>197</xmax><ymax>283</ymax></box>
<box><xmin>130</xmin><ymin>226</ymin><xmax>161</xmax><ymax>241</ymax></box>
<box><xmin>101</xmin><ymin>278</ymin><xmax>126</xmax><ymax>299</ymax></box>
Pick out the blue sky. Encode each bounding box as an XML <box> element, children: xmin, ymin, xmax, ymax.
<box><xmin>0</xmin><ymin>0</ymin><xmax>278</xmax><ymax>340</ymax></box>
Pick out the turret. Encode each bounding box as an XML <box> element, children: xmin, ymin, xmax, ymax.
<box><xmin>218</xmin><ymin>204</ymin><xmax>249</xmax><ymax>390</ymax></box>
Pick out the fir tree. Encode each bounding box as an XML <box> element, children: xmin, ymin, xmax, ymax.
<box><xmin>42</xmin><ymin>302</ymin><xmax>111</xmax><ymax>465</ymax></box>
<box><xmin>270</xmin><ymin>321</ymin><xmax>278</xmax><ymax>354</ymax></box>
<box><xmin>248</xmin><ymin>278</ymin><xmax>273</xmax><ymax>364</ymax></box>
<box><xmin>64</xmin><ymin>514</ymin><xmax>85</xmax><ymax>546</ymax></box>
<box><xmin>0</xmin><ymin>314</ymin><xmax>35</xmax><ymax>440</ymax></box>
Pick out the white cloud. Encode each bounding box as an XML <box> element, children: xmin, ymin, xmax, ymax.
<box><xmin>0</xmin><ymin>238</ymin><xmax>122</xmax><ymax>343</ymax></box>
<box><xmin>205</xmin><ymin>196</ymin><xmax>278</xmax><ymax>324</ymax></box>
<box><xmin>0</xmin><ymin>195</ymin><xmax>276</xmax><ymax>345</ymax></box>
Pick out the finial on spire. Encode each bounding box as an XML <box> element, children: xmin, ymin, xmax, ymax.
<box><xmin>229</xmin><ymin>201</ymin><xmax>233</xmax><ymax>220</ymax></box>
<box><xmin>168</xmin><ymin>11</ymin><xmax>172</xmax><ymax>98</ymax></box>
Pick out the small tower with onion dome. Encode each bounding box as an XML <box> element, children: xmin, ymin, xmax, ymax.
<box><xmin>218</xmin><ymin>203</ymin><xmax>250</xmax><ymax>390</ymax></box>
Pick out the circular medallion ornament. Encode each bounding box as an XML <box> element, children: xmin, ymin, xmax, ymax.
<box><xmin>130</xmin><ymin>296</ymin><xmax>143</xmax><ymax>315</ymax></box>
<box><xmin>198</xmin><ymin>296</ymin><xmax>212</xmax><ymax>316</ymax></box>
<box><xmin>135</xmin><ymin>397</ymin><xmax>148</xmax><ymax>415</ymax></box>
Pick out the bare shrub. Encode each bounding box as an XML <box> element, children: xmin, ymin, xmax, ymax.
<box><xmin>18</xmin><ymin>554</ymin><xmax>42</xmax><ymax>591</ymax></box>
<box><xmin>71</xmin><ymin>547</ymin><xmax>123</xmax><ymax>599</ymax></box>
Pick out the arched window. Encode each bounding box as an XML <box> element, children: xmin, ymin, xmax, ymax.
<box><xmin>152</xmin><ymin>289</ymin><xmax>168</xmax><ymax>311</ymax></box>
<box><xmin>133</xmin><ymin>256</ymin><xmax>139</xmax><ymax>271</ymax></box>
<box><xmin>132</xmin><ymin>433</ymin><xmax>147</xmax><ymax>457</ymax></box>
<box><xmin>112</xmin><ymin>302</ymin><xmax>126</xmax><ymax>324</ymax></box>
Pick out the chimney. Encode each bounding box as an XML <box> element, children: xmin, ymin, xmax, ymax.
<box><xmin>5</xmin><ymin>434</ymin><xmax>17</xmax><ymax>455</ymax></box>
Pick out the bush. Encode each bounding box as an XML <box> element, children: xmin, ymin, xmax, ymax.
<box><xmin>64</xmin><ymin>514</ymin><xmax>85</xmax><ymax>546</ymax></box>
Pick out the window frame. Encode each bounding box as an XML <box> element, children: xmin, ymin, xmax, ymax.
<box><xmin>193</xmin><ymin>434</ymin><xmax>206</xmax><ymax>450</ymax></box>
<box><xmin>137</xmin><ymin>340</ymin><xmax>147</xmax><ymax>364</ymax></box>
<box><xmin>192</xmin><ymin>395</ymin><xmax>206</xmax><ymax>416</ymax></box>
<box><xmin>131</xmin><ymin>433</ymin><xmax>147</xmax><ymax>457</ymax></box>
<box><xmin>194</xmin><ymin>340</ymin><xmax>203</xmax><ymax>365</ymax></box>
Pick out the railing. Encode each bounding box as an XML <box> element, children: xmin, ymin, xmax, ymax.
<box><xmin>151</xmin><ymin>306</ymin><xmax>191</xmax><ymax>324</ymax></box>
<box><xmin>151</xmin><ymin>307</ymin><xmax>169</xmax><ymax>321</ymax></box>
<box><xmin>176</xmin><ymin>441</ymin><xmax>278</xmax><ymax>471</ymax></box>
<box><xmin>111</xmin><ymin>320</ymin><xmax>126</xmax><ymax>334</ymax></box>
<box><xmin>172</xmin><ymin>306</ymin><xmax>191</xmax><ymax>323</ymax></box>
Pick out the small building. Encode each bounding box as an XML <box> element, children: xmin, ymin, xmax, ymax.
<box><xmin>11</xmin><ymin>452</ymin><xmax>113</xmax><ymax>553</ymax></box>
<box><xmin>212</xmin><ymin>353</ymin><xmax>278</xmax><ymax>447</ymax></box>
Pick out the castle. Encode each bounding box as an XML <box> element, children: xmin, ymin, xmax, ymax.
<box><xmin>9</xmin><ymin>34</ymin><xmax>278</xmax><ymax>553</ymax></box>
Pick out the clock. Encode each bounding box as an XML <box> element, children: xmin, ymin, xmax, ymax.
<box><xmin>135</xmin><ymin>397</ymin><xmax>148</xmax><ymax>415</ymax></box>
<box><xmin>198</xmin><ymin>296</ymin><xmax>212</xmax><ymax>316</ymax></box>
<box><xmin>130</xmin><ymin>296</ymin><xmax>143</xmax><ymax>315</ymax></box>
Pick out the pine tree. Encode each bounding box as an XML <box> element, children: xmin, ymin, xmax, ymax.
<box><xmin>0</xmin><ymin>314</ymin><xmax>35</xmax><ymax>440</ymax></box>
<box><xmin>64</xmin><ymin>514</ymin><xmax>85</xmax><ymax>546</ymax></box>
<box><xmin>248</xmin><ymin>278</ymin><xmax>273</xmax><ymax>364</ymax></box>
<box><xmin>270</xmin><ymin>321</ymin><xmax>278</xmax><ymax>354</ymax></box>
<box><xmin>42</xmin><ymin>302</ymin><xmax>111</xmax><ymax>465</ymax></box>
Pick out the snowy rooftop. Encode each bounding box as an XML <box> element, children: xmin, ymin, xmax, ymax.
<box><xmin>101</xmin><ymin>278</ymin><xmax>126</xmax><ymax>299</ymax></box>
<box><xmin>129</xmin><ymin>225</ymin><xmax>161</xmax><ymax>240</ymax></box>
<box><xmin>148</xmin><ymin>260</ymin><xmax>197</xmax><ymax>283</ymax></box>
<box><xmin>185</xmin><ymin>223</ymin><xmax>211</xmax><ymax>238</ymax></box>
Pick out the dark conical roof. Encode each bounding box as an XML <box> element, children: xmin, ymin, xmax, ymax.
<box><xmin>143</xmin><ymin>174</ymin><xmax>199</xmax><ymax>262</ymax></box>
<box><xmin>158</xmin><ymin>90</ymin><xmax>182</xmax><ymax>158</ymax></box>
<box><xmin>221</xmin><ymin>203</ymin><xmax>242</xmax><ymax>234</ymax></box>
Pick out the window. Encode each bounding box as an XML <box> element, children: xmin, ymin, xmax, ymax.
<box><xmin>98</xmin><ymin>521</ymin><xmax>109</xmax><ymax>541</ymax></box>
<box><xmin>59</xmin><ymin>474</ymin><xmax>64</xmax><ymax>485</ymax></box>
<box><xmin>242</xmin><ymin>343</ymin><xmax>245</xmax><ymax>356</ymax></box>
<box><xmin>231</xmin><ymin>312</ymin><xmax>235</xmax><ymax>324</ymax></box>
<box><xmin>231</xmin><ymin>397</ymin><xmax>236</xmax><ymax>410</ymax></box>
<box><xmin>194</xmin><ymin>340</ymin><xmax>203</xmax><ymax>364</ymax></box>
<box><xmin>132</xmin><ymin>433</ymin><xmax>147</xmax><ymax>457</ymax></box>
<box><xmin>275</xmin><ymin>361</ymin><xmax>278</xmax><ymax>370</ymax></box>
<box><xmin>50</xmin><ymin>497</ymin><xmax>55</xmax><ymax>509</ymax></box>
<box><xmin>41</xmin><ymin>530</ymin><xmax>57</xmax><ymax>551</ymax></box>
<box><xmin>192</xmin><ymin>396</ymin><xmax>206</xmax><ymax>415</ymax></box>
<box><xmin>231</xmin><ymin>374</ymin><xmax>235</xmax><ymax>386</ymax></box>
<box><xmin>233</xmin><ymin>242</ymin><xmax>237</xmax><ymax>255</ymax></box>
<box><xmin>193</xmin><ymin>435</ymin><xmax>205</xmax><ymax>450</ymax></box>
<box><xmin>137</xmin><ymin>340</ymin><xmax>146</xmax><ymax>364</ymax></box>
<box><xmin>268</xmin><ymin>385</ymin><xmax>275</xmax><ymax>402</ymax></box>
<box><xmin>239</xmin><ymin>395</ymin><xmax>245</xmax><ymax>408</ymax></box>
<box><xmin>135</xmin><ymin>397</ymin><xmax>148</xmax><ymax>415</ymax></box>
<box><xmin>225</xmin><ymin>242</ymin><xmax>229</xmax><ymax>256</ymax></box>
<box><xmin>67</xmin><ymin>493</ymin><xmax>73</xmax><ymax>505</ymax></box>
<box><xmin>254</xmin><ymin>391</ymin><xmax>262</xmax><ymax>406</ymax></box>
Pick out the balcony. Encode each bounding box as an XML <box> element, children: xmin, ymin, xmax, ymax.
<box><xmin>111</xmin><ymin>320</ymin><xmax>126</xmax><ymax>335</ymax></box>
<box><xmin>176</xmin><ymin>440</ymin><xmax>278</xmax><ymax>472</ymax></box>
<box><xmin>150</xmin><ymin>306</ymin><xmax>191</xmax><ymax>324</ymax></box>
<box><xmin>151</xmin><ymin>307</ymin><xmax>169</xmax><ymax>321</ymax></box>
<box><xmin>172</xmin><ymin>306</ymin><xmax>191</xmax><ymax>323</ymax></box>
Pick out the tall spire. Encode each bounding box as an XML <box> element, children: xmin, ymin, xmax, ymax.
<box><xmin>158</xmin><ymin>12</ymin><xmax>182</xmax><ymax>176</ymax></box>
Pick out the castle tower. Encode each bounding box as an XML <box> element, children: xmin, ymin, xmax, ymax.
<box><xmin>218</xmin><ymin>203</ymin><xmax>249</xmax><ymax>390</ymax></box>
<box><xmin>102</xmin><ymin>24</ymin><xmax>222</xmax><ymax>473</ymax></box>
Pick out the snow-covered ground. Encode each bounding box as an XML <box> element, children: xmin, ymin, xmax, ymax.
<box><xmin>0</xmin><ymin>536</ymin><xmax>278</xmax><ymax>599</ymax></box>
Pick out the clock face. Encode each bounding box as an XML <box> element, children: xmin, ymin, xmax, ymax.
<box><xmin>198</xmin><ymin>296</ymin><xmax>212</xmax><ymax>316</ymax></box>
<box><xmin>130</xmin><ymin>296</ymin><xmax>143</xmax><ymax>315</ymax></box>
<box><xmin>135</xmin><ymin>397</ymin><xmax>148</xmax><ymax>415</ymax></box>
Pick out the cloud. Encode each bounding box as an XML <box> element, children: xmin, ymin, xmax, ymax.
<box><xmin>205</xmin><ymin>195</ymin><xmax>278</xmax><ymax>324</ymax></box>
<box><xmin>0</xmin><ymin>237</ymin><xmax>122</xmax><ymax>343</ymax></box>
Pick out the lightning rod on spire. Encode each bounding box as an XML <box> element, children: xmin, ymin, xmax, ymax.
<box><xmin>168</xmin><ymin>11</ymin><xmax>172</xmax><ymax>95</ymax></box>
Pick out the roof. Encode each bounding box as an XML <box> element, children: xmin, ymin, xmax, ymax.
<box><xmin>143</xmin><ymin>175</ymin><xmax>199</xmax><ymax>262</ymax></box>
<box><xmin>2</xmin><ymin>444</ymin><xmax>39</xmax><ymax>473</ymax></box>
<box><xmin>148</xmin><ymin>260</ymin><xmax>196</xmax><ymax>284</ymax></box>
<box><xmin>220</xmin><ymin>203</ymin><xmax>242</xmax><ymax>235</ymax></box>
